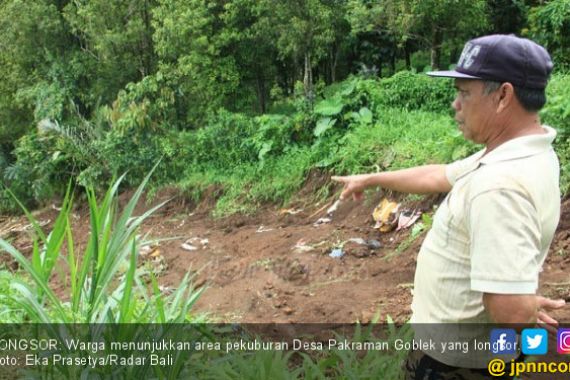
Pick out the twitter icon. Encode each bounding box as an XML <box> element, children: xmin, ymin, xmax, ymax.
<box><xmin>522</xmin><ymin>328</ymin><xmax>548</xmax><ymax>355</ymax></box>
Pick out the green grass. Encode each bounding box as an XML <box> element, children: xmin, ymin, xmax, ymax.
<box><xmin>167</xmin><ymin>73</ymin><xmax>570</xmax><ymax>216</ymax></box>
<box><xmin>174</xmin><ymin>107</ymin><xmax>478</xmax><ymax>217</ymax></box>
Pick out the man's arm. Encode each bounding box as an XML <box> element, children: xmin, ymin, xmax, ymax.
<box><xmin>483</xmin><ymin>294</ymin><xmax>537</xmax><ymax>325</ymax></box>
<box><xmin>331</xmin><ymin>164</ymin><xmax>451</xmax><ymax>201</ymax></box>
<box><xmin>483</xmin><ymin>294</ymin><xmax>565</xmax><ymax>328</ymax></box>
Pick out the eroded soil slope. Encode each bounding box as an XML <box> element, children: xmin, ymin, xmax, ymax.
<box><xmin>2</xmin><ymin>187</ymin><xmax>569</xmax><ymax>324</ymax></box>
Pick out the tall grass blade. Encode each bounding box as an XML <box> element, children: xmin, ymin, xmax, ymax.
<box><xmin>0</xmin><ymin>239</ymin><xmax>69</xmax><ymax>321</ymax></box>
<box><xmin>118</xmin><ymin>240</ymin><xmax>137</xmax><ymax>323</ymax></box>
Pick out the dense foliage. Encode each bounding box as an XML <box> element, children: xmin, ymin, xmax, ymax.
<box><xmin>0</xmin><ymin>0</ymin><xmax>569</xmax><ymax>213</ymax></box>
<box><xmin>1</xmin><ymin>2</ymin><xmax>569</xmax><ymax>377</ymax></box>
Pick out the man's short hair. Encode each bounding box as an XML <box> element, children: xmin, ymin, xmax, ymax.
<box><xmin>482</xmin><ymin>80</ymin><xmax>547</xmax><ymax>112</ymax></box>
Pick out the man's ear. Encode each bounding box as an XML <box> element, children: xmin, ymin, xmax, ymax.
<box><xmin>496</xmin><ymin>82</ymin><xmax>515</xmax><ymax>113</ymax></box>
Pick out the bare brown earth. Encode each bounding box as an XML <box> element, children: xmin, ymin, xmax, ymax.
<box><xmin>1</xmin><ymin>182</ymin><xmax>569</xmax><ymax>325</ymax></box>
<box><xmin>2</xmin><ymin>182</ymin><xmax>570</xmax><ymax>379</ymax></box>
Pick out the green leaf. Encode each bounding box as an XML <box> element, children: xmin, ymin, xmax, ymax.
<box><xmin>340</xmin><ymin>81</ymin><xmax>356</xmax><ymax>96</ymax></box>
<box><xmin>410</xmin><ymin>222</ymin><xmax>425</xmax><ymax>238</ymax></box>
<box><xmin>358</xmin><ymin>107</ymin><xmax>373</xmax><ymax>124</ymax></box>
<box><xmin>314</xmin><ymin>117</ymin><xmax>336</xmax><ymax>137</ymax></box>
<box><xmin>314</xmin><ymin>96</ymin><xmax>344</xmax><ymax>116</ymax></box>
<box><xmin>118</xmin><ymin>241</ymin><xmax>137</xmax><ymax>323</ymax></box>
<box><xmin>258</xmin><ymin>142</ymin><xmax>272</xmax><ymax>161</ymax></box>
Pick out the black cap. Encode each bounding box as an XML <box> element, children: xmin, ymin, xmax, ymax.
<box><xmin>427</xmin><ymin>34</ymin><xmax>553</xmax><ymax>90</ymax></box>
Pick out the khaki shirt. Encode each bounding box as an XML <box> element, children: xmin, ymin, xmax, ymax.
<box><xmin>410</xmin><ymin>126</ymin><xmax>560</xmax><ymax>366</ymax></box>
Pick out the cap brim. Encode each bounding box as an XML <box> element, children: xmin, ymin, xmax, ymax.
<box><xmin>426</xmin><ymin>70</ymin><xmax>481</xmax><ymax>80</ymax></box>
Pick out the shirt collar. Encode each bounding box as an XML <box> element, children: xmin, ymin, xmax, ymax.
<box><xmin>479</xmin><ymin>126</ymin><xmax>557</xmax><ymax>165</ymax></box>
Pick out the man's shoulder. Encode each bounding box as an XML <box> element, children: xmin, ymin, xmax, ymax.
<box><xmin>467</xmin><ymin>153</ymin><xmax>559</xmax><ymax>200</ymax></box>
<box><xmin>468</xmin><ymin>166</ymin><xmax>527</xmax><ymax>196</ymax></box>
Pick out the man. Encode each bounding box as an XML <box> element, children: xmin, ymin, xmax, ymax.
<box><xmin>332</xmin><ymin>34</ymin><xmax>566</xmax><ymax>378</ymax></box>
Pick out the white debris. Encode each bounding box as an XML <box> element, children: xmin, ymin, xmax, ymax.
<box><xmin>256</xmin><ymin>225</ymin><xmax>274</xmax><ymax>233</ymax></box>
<box><xmin>326</xmin><ymin>199</ymin><xmax>342</xmax><ymax>216</ymax></box>
<box><xmin>313</xmin><ymin>217</ymin><xmax>332</xmax><ymax>227</ymax></box>
<box><xmin>280</xmin><ymin>208</ymin><xmax>304</xmax><ymax>215</ymax></box>
<box><xmin>348</xmin><ymin>238</ymin><xmax>367</xmax><ymax>245</ymax></box>
<box><xmin>188</xmin><ymin>237</ymin><xmax>209</xmax><ymax>246</ymax></box>
<box><xmin>181</xmin><ymin>237</ymin><xmax>209</xmax><ymax>251</ymax></box>
<box><xmin>181</xmin><ymin>243</ymin><xmax>198</xmax><ymax>251</ymax></box>
<box><xmin>293</xmin><ymin>239</ymin><xmax>315</xmax><ymax>253</ymax></box>
<box><xmin>140</xmin><ymin>245</ymin><xmax>153</xmax><ymax>255</ymax></box>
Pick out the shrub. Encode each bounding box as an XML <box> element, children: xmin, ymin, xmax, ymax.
<box><xmin>187</xmin><ymin>109</ymin><xmax>257</xmax><ymax>169</ymax></box>
<box><xmin>558</xmin><ymin>142</ymin><xmax>570</xmax><ymax>196</ymax></box>
<box><xmin>528</xmin><ymin>0</ymin><xmax>570</xmax><ymax>69</ymax></box>
<box><xmin>376</xmin><ymin>71</ymin><xmax>455</xmax><ymax>114</ymax></box>
<box><xmin>107</xmin><ymin>72</ymin><xmax>180</xmax><ymax>132</ymax></box>
<box><xmin>542</xmin><ymin>74</ymin><xmax>570</xmax><ymax>195</ymax></box>
<box><xmin>311</xmin><ymin>76</ymin><xmax>380</xmax><ymax>140</ymax></box>
<box><xmin>92</xmin><ymin>129</ymin><xmax>174</xmax><ymax>187</ymax></box>
<box><xmin>542</xmin><ymin>74</ymin><xmax>570</xmax><ymax>139</ymax></box>
<box><xmin>334</xmin><ymin>108</ymin><xmax>477</xmax><ymax>175</ymax></box>
<box><xmin>3</xmin><ymin>131</ymin><xmax>74</xmax><ymax>208</ymax></box>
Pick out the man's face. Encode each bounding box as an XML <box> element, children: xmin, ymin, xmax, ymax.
<box><xmin>452</xmin><ymin>79</ymin><xmax>498</xmax><ymax>144</ymax></box>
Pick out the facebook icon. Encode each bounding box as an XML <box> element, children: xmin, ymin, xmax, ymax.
<box><xmin>490</xmin><ymin>329</ymin><xmax>517</xmax><ymax>354</ymax></box>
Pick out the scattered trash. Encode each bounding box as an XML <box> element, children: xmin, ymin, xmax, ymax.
<box><xmin>188</xmin><ymin>237</ymin><xmax>209</xmax><ymax>246</ymax></box>
<box><xmin>126</xmin><ymin>247</ymin><xmax>167</xmax><ymax>281</ymax></box>
<box><xmin>346</xmin><ymin>237</ymin><xmax>383</xmax><ymax>250</ymax></box>
<box><xmin>256</xmin><ymin>225</ymin><xmax>274</xmax><ymax>233</ymax></box>
<box><xmin>181</xmin><ymin>243</ymin><xmax>198</xmax><ymax>251</ymax></box>
<box><xmin>329</xmin><ymin>248</ymin><xmax>344</xmax><ymax>258</ymax></box>
<box><xmin>366</xmin><ymin>239</ymin><xmax>382</xmax><ymax>249</ymax></box>
<box><xmin>372</xmin><ymin>198</ymin><xmax>400</xmax><ymax>232</ymax></box>
<box><xmin>293</xmin><ymin>239</ymin><xmax>315</xmax><ymax>253</ymax></box>
<box><xmin>181</xmin><ymin>237</ymin><xmax>209</xmax><ymax>251</ymax></box>
<box><xmin>279</xmin><ymin>208</ymin><xmax>304</xmax><ymax>215</ymax></box>
<box><xmin>313</xmin><ymin>217</ymin><xmax>332</xmax><ymax>227</ymax></box>
<box><xmin>140</xmin><ymin>245</ymin><xmax>153</xmax><ymax>255</ymax></box>
<box><xmin>159</xmin><ymin>285</ymin><xmax>174</xmax><ymax>295</ymax></box>
<box><xmin>348</xmin><ymin>238</ymin><xmax>367</xmax><ymax>245</ymax></box>
<box><xmin>310</xmin><ymin>198</ymin><xmax>342</xmax><ymax>226</ymax></box>
<box><xmin>326</xmin><ymin>199</ymin><xmax>342</xmax><ymax>216</ymax></box>
<box><xmin>396</xmin><ymin>209</ymin><xmax>422</xmax><ymax>231</ymax></box>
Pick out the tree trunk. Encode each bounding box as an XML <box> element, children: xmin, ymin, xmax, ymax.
<box><xmin>303</xmin><ymin>52</ymin><xmax>313</xmax><ymax>101</ymax></box>
<box><xmin>430</xmin><ymin>27</ymin><xmax>443</xmax><ymax>70</ymax></box>
<box><xmin>256</xmin><ymin>74</ymin><xmax>266</xmax><ymax>114</ymax></box>
<box><xmin>329</xmin><ymin>45</ymin><xmax>338</xmax><ymax>83</ymax></box>
<box><xmin>404</xmin><ymin>40</ymin><xmax>411</xmax><ymax>70</ymax></box>
<box><xmin>140</xmin><ymin>0</ymin><xmax>154</xmax><ymax>77</ymax></box>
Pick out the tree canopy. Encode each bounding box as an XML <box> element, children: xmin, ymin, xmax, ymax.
<box><xmin>0</xmin><ymin>0</ymin><xmax>569</xmax><ymax>207</ymax></box>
